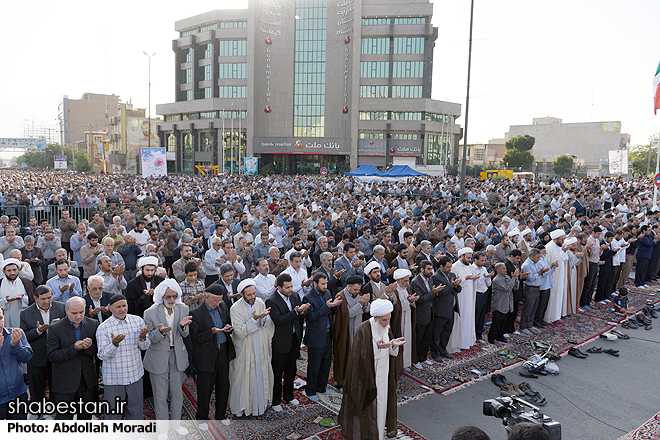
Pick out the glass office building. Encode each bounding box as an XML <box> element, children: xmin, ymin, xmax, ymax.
<box><xmin>156</xmin><ymin>0</ymin><xmax>461</xmax><ymax>174</ymax></box>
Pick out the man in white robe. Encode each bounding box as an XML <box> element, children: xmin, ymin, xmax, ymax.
<box><xmin>0</xmin><ymin>259</ymin><xmax>30</xmax><ymax>328</ymax></box>
<box><xmin>229</xmin><ymin>279</ymin><xmax>275</xmax><ymax>417</ymax></box>
<box><xmin>544</xmin><ymin>230</ymin><xmax>568</xmax><ymax>323</ymax></box>
<box><xmin>448</xmin><ymin>248</ymin><xmax>479</xmax><ymax>353</ymax></box>
<box><xmin>393</xmin><ymin>269</ymin><xmax>416</xmax><ymax>370</ymax></box>
<box><xmin>565</xmin><ymin>237</ymin><xmax>584</xmax><ymax>316</ymax></box>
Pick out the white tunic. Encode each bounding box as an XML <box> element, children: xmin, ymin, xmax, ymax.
<box><xmin>0</xmin><ymin>278</ymin><xmax>28</xmax><ymax>328</ymax></box>
<box><xmin>396</xmin><ymin>284</ymin><xmax>412</xmax><ymax>368</ymax></box>
<box><xmin>544</xmin><ymin>240</ymin><xmax>568</xmax><ymax>323</ymax></box>
<box><xmin>370</xmin><ymin>318</ymin><xmax>398</xmax><ymax>440</ymax></box>
<box><xmin>566</xmin><ymin>250</ymin><xmax>582</xmax><ymax>315</ymax></box>
<box><xmin>447</xmin><ymin>261</ymin><xmax>477</xmax><ymax>353</ymax></box>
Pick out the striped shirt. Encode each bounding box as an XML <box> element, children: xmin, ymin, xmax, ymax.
<box><xmin>96</xmin><ymin>314</ymin><xmax>151</xmax><ymax>385</ymax></box>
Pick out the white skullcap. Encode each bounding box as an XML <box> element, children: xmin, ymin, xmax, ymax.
<box><xmin>370</xmin><ymin>298</ymin><xmax>394</xmax><ymax>317</ymax></box>
<box><xmin>0</xmin><ymin>258</ymin><xmax>21</xmax><ymax>271</ymax></box>
<box><xmin>393</xmin><ymin>269</ymin><xmax>411</xmax><ymax>280</ymax></box>
<box><xmin>564</xmin><ymin>237</ymin><xmax>578</xmax><ymax>246</ymax></box>
<box><xmin>507</xmin><ymin>230</ymin><xmax>519</xmax><ymax>237</ymax></box>
<box><xmin>237</xmin><ymin>278</ymin><xmax>256</xmax><ymax>293</ymax></box>
<box><xmin>154</xmin><ymin>279</ymin><xmax>183</xmax><ymax>305</ymax></box>
<box><xmin>138</xmin><ymin>256</ymin><xmax>159</xmax><ymax>268</ymax></box>
<box><xmin>550</xmin><ymin>229</ymin><xmax>566</xmax><ymax>239</ymax></box>
<box><xmin>521</xmin><ymin>228</ymin><xmax>532</xmax><ymax>236</ymax></box>
<box><xmin>458</xmin><ymin>247</ymin><xmax>473</xmax><ymax>257</ymax></box>
<box><xmin>364</xmin><ymin>261</ymin><xmax>380</xmax><ymax>274</ymax></box>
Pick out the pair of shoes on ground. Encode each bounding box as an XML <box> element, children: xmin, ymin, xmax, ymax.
<box><xmin>636</xmin><ymin>313</ymin><xmax>653</xmax><ymax>330</ymax></box>
<box><xmin>568</xmin><ymin>347</ymin><xmax>589</xmax><ymax>359</ymax></box>
<box><xmin>586</xmin><ymin>346</ymin><xmax>619</xmax><ymax>356</ymax></box>
<box><xmin>643</xmin><ymin>307</ymin><xmax>658</xmax><ymax>319</ymax></box>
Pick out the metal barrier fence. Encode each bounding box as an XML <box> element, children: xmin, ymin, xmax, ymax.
<box><xmin>0</xmin><ymin>205</ymin><xmax>96</xmax><ymax>228</ymax></box>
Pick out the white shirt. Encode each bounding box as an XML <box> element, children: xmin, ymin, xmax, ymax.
<box><xmin>283</xmin><ymin>265</ymin><xmax>309</xmax><ymax>301</ymax></box>
<box><xmin>254</xmin><ymin>273</ymin><xmax>276</xmax><ymax>301</ymax></box>
<box><xmin>471</xmin><ymin>263</ymin><xmax>491</xmax><ymax>293</ymax></box>
<box><xmin>164</xmin><ymin>307</ymin><xmax>175</xmax><ymax>346</ymax></box>
<box><xmin>129</xmin><ymin>229</ymin><xmax>150</xmax><ymax>255</ymax></box>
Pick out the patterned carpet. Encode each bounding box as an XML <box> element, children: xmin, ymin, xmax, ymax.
<box><xmin>578</xmin><ymin>288</ymin><xmax>659</xmax><ymax>323</ymax></box>
<box><xmin>310</xmin><ymin>422</ymin><xmax>428</xmax><ymax>440</ymax></box>
<box><xmin>617</xmin><ymin>410</ymin><xmax>660</xmax><ymax>440</ymax></box>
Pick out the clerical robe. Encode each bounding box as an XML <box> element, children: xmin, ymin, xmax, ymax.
<box><xmin>338</xmin><ymin>320</ymin><xmax>399</xmax><ymax>440</ymax></box>
<box><xmin>333</xmin><ymin>288</ymin><xmax>370</xmax><ymax>388</ymax></box>
<box><xmin>566</xmin><ymin>250</ymin><xmax>581</xmax><ymax>315</ymax></box>
<box><xmin>544</xmin><ymin>241</ymin><xmax>568</xmax><ymax>323</ymax></box>
<box><xmin>0</xmin><ymin>277</ymin><xmax>30</xmax><ymax>328</ymax></box>
<box><xmin>228</xmin><ymin>297</ymin><xmax>275</xmax><ymax>416</ymax></box>
<box><xmin>396</xmin><ymin>283</ymin><xmax>416</xmax><ymax>369</ymax></box>
<box><xmin>447</xmin><ymin>261</ymin><xmax>476</xmax><ymax>353</ymax></box>
<box><xmin>575</xmin><ymin>243</ymin><xmax>589</xmax><ymax>307</ymax></box>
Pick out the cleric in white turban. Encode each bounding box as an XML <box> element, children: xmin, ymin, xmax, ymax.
<box><xmin>339</xmin><ymin>298</ymin><xmax>404</xmax><ymax>440</ymax></box>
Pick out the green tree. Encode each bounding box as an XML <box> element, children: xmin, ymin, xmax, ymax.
<box><xmin>552</xmin><ymin>155</ymin><xmax>574</xmax><ymax>176</ymax></box>
<box><xmin>629</xmin><ymin>134</ymin><xmax>659</xmax><ymax>176</ymax></box>
<box><xmin>16</xmin><ymin>143</ymin><xmax>76</xmax><ymax>170</ymax></box>
<box><xmin>502</xmin><ymin>135</ymin><xmax>535</xmax><ymax>170</ymax></box>
<box><xmin>74</xmin><ymin>149</ymin><xmax>92</xmax><ymax>172</ymax></box>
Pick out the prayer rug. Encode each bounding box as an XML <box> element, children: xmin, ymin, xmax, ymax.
<box><xmin>309</xmin><ymin>422</ymin><xmax>428</xmax><ymax>440</ymax></box>
<box><xmin>578</xmin><ymin>288</ymin><xmax>659</xmax><ymax>323</ymax></box>
<box><xmin>617</xmin><ymin>410</ymin><xmax>660</xmax><ymax>440</ymax></box>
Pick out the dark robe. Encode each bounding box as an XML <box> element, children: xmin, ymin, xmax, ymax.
<box><xmin>124</xmin><ymin>274</ymin><xmax>165</xmax><ymax>317</ymax></box>
<box><xmin>338</xmin><ymin>320</ymin><xmax>398</xmax><ymax>440</ymax></box>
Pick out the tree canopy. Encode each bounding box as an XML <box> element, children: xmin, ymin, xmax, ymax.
<box><xmin>505</xmin><ymin>134</ymin><xmax>535</xmax><ymax>151</ymax></box>
<box><xmin>16</xmin><ymin>143</ymin><xmax>91</xmax><ymax>172</ymax></box>
<box><xmin>502</xmin><ymin>135</ymin><xmax>535</xmax><ymax>170</ymax></box>
<box><xmin>628</xmin><ymin>134</ymin><xmax>659</xmax><ymax>175</ymax></box>
<box><xmin>552</xmin><ymin>155</ymin><xmax>574</xmax><ymax>176</ymax></box>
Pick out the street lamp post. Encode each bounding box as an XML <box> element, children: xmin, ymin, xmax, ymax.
<box><xmin>143</xmin><ymin>52</ymin><xmax>156</xmax><ymax>149</ymax></box>
<box><xmin>459</xmin><ymin>0</ymin><xmax>475</xmax><ymax>203</ymax></box>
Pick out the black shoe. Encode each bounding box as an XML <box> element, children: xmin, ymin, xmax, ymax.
<box><xmin>626</xmin><ymin>318</ymin><xmax>639</xmax><ymax>329</ymax></box>
<box><xmin>491</xmin><ymin>374</ymin><xmax>505</xmax><ymax>387</ymax></box>
<box><xmin>568</xmin><ymin>348</ymin><xmax>587</xmax><ymax>359</ymax></box>
<box><xmin>651</xmin><ymin>308</ymin><xmax>658</xmax><ymax>319</ymax></box>
<box><xmin>519</xmin><ymin>370</ymin><xmax>538</xmax><ymax>379</ymax></box>
<box><xmin>644</xmin><ymin>307</ymin><xmax>652</xmax><ymax>318</ymax></box>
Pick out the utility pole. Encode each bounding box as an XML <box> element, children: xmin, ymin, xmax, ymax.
<box><xmin>143</xmin><ymin>52</ymin><xmax>156</xmax><ymax>149</ymax></box>
<box><xmin>460</xmin><ymin>0</ymin><xmax>475</xmax><ymax>203</ymax></box>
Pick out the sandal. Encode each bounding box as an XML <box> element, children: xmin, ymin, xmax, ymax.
<box><xmin>603</xmin><ymin>348</ymin><xmax>620</xmax><ymax>357</ymax></box>
<box><xmin>611</xmin><ymin>330</ymin><xmax>630</xmax><ymax>339</ymax></box>
<box><xmin>586</xmin><ymin>347</ymin><xmax>603</xmax><ymax>353</ymax></box>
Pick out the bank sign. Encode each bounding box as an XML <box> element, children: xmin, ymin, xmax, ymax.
<box><xmin>253</xmin><ymin>137</ymin><xmax>351</xmax><ymax>155</ymax></box>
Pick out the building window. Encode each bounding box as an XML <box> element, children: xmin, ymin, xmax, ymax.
<box><xmin>391</xmin><ymin>133</ymin><xmax>418</xmax><ymax>139</ymax></box>
<box><xmin>393</xmin><ymin>17</ymin><xmax>426</xmax><ymax>24</ymax></box>
<box><xmin>186</xmin><ymin>90</ymin><xmax>193</xmax><ymax>101</ymax></box>
<box><xmin>218</xmin><ymin>62</ymin><xmax>247</xmax><ymax>79</ymax></box>
<box><xmin>204</xmin><ymin>87</ymin><xmax>212</xmax><ymax>99</ymax></box>
<box><xmin>427</xmin><ymin>133</ymin><xmax>450</xmax><ymax>165</ymax></box>
<box><xmin>359</xmin><ymin>132</ymin><xmax>385</xmax><ymax>139</ymax></box>
<box><xmin>362</xmin><ymin>18</ymin><xmax>390</xmax><ymax>25</ymax></box>
<box><xmin>204</xmin><ymin>43</ymin><xmax>213</xmax><ymax>59</ymax></box>
<box><xmin>200</xmin><ymin>132</ymin><xmax>213</xmax><ymax>152</ymax></box>
<box><xmin>474</xmin><ymin>148</ymin><xmax>485</xmax><ymax>161</ymax></box>
<box><xmin>204</xmin><ymin>65</ymin><xmax>212</xmax><ymax>81</ymax></box>
<box><xmin>185</xmin><ymin>68</ymin><xmax>193</xmax><ymax>83</ymax></box>
<box><xmin>181</xmin><ymin>29</ymin><xmax>198</xmax><ymax>37</ymax></box>
<box><xmin>359</xmin><ymin>111</ymin><xmax>387</xmax><ymax>120</ymax></box>
<box><xmin>361</xmin><ymin>38</ymin><xmax>389</xmax><ymax>55</ymax></box>
<box><xmin>93</xmin><ymin>135</ymin><xmax>102</xmax><ymax>144</ymax></box>
<box><xmin>219</xmin><ymin>21</ymin><xmax>247</xmax><ymax>28</ymax></box>
<box><xmin>218</xmin><ymin>86</ymin><xmax>247</xmax><ymax>98</ymax></box>
<box><xmin>183</xmin><ymin>133</ymin><xmax>193</xmax><ymax>172</ymax></box>
<box><xmin>359</xmin><ymin>85</ymin><xmax>388</xmax><ymax>98</ymax></box>
<box><xmin>425</xmin><ymin>112</ymin><xmax>451</xmax><ymax>122</ymax></box>
<box><xmin>200</xmin><ymin>111</ymin><xmax>216</xmax><ymax>119</ymax></box>
<box><xmin>182</xmin><ymin>113</ymin><xmax>199</xmax><ymax>121</ymax></box>
<box><xmin>185</xmin><ymin>49</ymin><xmax>193</xmax><ymax>63</ymax></box>
<box><xmin>218</xmin><ymin>40</ymin><xmax>247</xmax><ymax>57</ymax></box>
<box><xmin>200</xmin><ymin>23</ymin><xmax>219</xmax><ymax>32</ymax></box>
<box><xmin>391</xmin><ymin>111</ymin><xmax>422</xmax><ymax>120</ymax></box>
<box><xmin>294</xmin><ymin>0</ymin><xmax>327</xmax><ymax>138</ymax></box>
<box><xmin>167</xmin><ymin>134</ymin><xmax>177</xmax><ymax>152</ymax></box>
<box><xmin>220</xmin><ymin>110</ymin><xmax>247</xmax><ymax>119</ymax></box>
<box><xmin>394</xmin><ymin>37</ymin><xmax>424</xmax><ymax>54</ymax></box>
<box><xmin>392</xmin><ymin>85</ymin><xmax>422</xmax><ymax>98</ymax></box>
<box><xmin>360</xmin><ymin>62</ymin><xmax>389</xmax><ymax>78</ymax></box>
<box><xmin>392</xmin><ymin>61</ymin><xmax>423</xmax><ymax>78</ymax></box>
<box><xmin>165</xmin><ymin>114</ymin><xmax>181</xmax><ymax>122</ymax></box>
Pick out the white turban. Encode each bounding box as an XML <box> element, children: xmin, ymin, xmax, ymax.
<box><xmin>458</xmin><ymin>247</ymin><xmax>473</xmax><ymax>257</ymax></box>
<box><xmin>550</xmin><ymin>229</ymin><xmax>566</xmax><ymax>240</ymax></box>
<box><xmin>364</xmin><ymin>261</ymin><xmax>380</xmax><ymax>274</ymax></box>
<box><xmin>154</xmin><ymin>279</ymin><xmax>183</xmax><ymax>304</ymax></box>
<box><xmin>507</xmin><ymin>230</ymin><xmax>519</xmax><ymax>238</ymax></box>
<box><xmin>0</xmin><ymin>258</ymin><xmax>21</xmax><ymax>271</ymax></box>
<box><xmin>237</xmin><ymin>278</ymin><xmax>256</xmax><ymax>293</ymax></box>
<box><xmin>393</xmin><ymin>269</ymin><xmax>411</xmax><ymax>280</ymax></box>
<box><xmin>521</xmin><ymin>228</ymin><xmax>532</xmax><ymax>237</ymax></box>
<box><xmin>564</xmin><ymin>237</ymin><xmax>578</xmax><ymax>246</ymax></box>
<box><xmin>370</xmin><ymin>299</ymin><xmax>394</xmax><ymax>317</ymax></box>
<box><xmin>138</xmin><ymin>256</ymin><xmax>159</xmax><ymax>268</ymax></box>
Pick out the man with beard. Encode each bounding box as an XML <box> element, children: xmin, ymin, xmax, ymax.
<box><xmin>390</xmin><ymin>244</ymin><xmax>413</xmax><ymax>271</ymax></box>
<box><xmin>338</xmin><ymin>299</ymin><xmax>405</xmax><ymax>440</ymax></box>
<box><xmin>393</xmin><ymin>269</ymin><xmax>416</xmax><ymax>371</ymax></box>
<box><xmin>20</xmin><ymin>235</ymin><xmax>44</xmax><ymax>285</ymax></box>
<box><xmin>430</xmin><ymin>257</ymin><xmax>462</xmax><ymax>362</ymax></box>
<box><xmin>545</xmin><ymin>230</ymin><xmax>569</xmax><ymax>322</ymax></box>
<box><xmin>283</xmin><ymin>237</ymin><xmax>313</xmax><ymax>271</ymax></box>
<box><xmin>46</xmin><ymin>259</ymin><xmax>83</xmax><ymax>303</ymax></box>
<box><xmin>313</xmin><ymin>252</ymin><xmax>342</xmax><ymax>297</ymax></box>
<box><xmin>96</xmin><ymin>294</ymin><xmax>150</xmax><ymax>420</ymax></box>
<box><xmin>125</xmin><ymin>256</ymin><xmax>164</xmax><ymax>317</ymax></box>
<box><xmin>334</xmin><ymin>243</ymin><xmax>364</xmax><ymax>289</ymax></box>
<box><xmin>332</xmin><ymin>275</ymin><xmax>369</xmax><ymax>390</ymax></box>
<box><xmin>0</xmin><ymin>259</ymin><xmax>34</xmax><ymax>329</ymax></box>
<box><xmin>266</xmin><ymin>273</ymin><xmax>309</xmax><ymax>412</ymax></box>
<box><xmin>129</xmin><ymin>220</ymin><xmax>150</xmax><ymax>256</ymax></box>
<box><xmin>173</xmin><ymin>244</ymin><xmax>206</xmax><ymax>284</ymax></box>
<box><xmin>229</xmin><ymin>279</ymin><xmax>274</xmax><ymax>417</ymax></box>
<box><xmin>447</xmin><ymin>248</ymin><xmax>479</xmax><ymax>354</ymax></box>
<box><xmin>83</xmin><ymin>275</ymin><xmax>112</xmax><ymax>324</ymax></box>
<box><xmin>97</xmin><ymin>256</ymin><xmax>127</xmax><ymax>298</ymax></box>
<box><xmin>144</xmin><ymin>279</ymin><xmax>193</xmax><ymax>439</ymax></box>
<box><xmin>361</xmin><ymin>261</ymin><xmax>399</xmax><ymax>329</ymax></box>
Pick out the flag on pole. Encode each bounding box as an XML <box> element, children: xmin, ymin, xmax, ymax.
<box><xmin>654</xmin><ymin>60</ymin><xmax>660</xmax><ymax>114</ymax></box>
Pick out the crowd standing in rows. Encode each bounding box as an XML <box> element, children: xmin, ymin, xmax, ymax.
<box><xmin>1</xmin><ymin>169</ymin><xmax>659</xmax><ymax>440</ymax></box>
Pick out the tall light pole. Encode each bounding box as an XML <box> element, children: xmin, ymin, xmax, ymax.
<box><xmin>460</xmin><ymin>0</ymin><xmax>475</xmax><ymax>203</ymax></box>
<box><xmin>143</xmin><ymin>52</ymin><xmax>156</xmax><ymax>149</ymax></box>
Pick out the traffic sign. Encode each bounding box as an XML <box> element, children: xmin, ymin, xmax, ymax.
<box><xmin>655</xmin><ymin>173</ymin><xmax>660</xmax><ymax>188</ymax></box>
<box><xmin>320</xmin><ymin>167</ymin><xmax>328</xmax><ymax>176</ymax></box>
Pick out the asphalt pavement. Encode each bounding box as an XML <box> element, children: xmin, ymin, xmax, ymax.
<box><xmin>397</xmin><ymin>317</ymin><xmax>660</xmax><ymax>440</ymax></box>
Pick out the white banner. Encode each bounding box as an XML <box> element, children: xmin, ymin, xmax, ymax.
<box><xmin>609</xmin><ymin>150</ymin><xmax>628</xmax><ymax>174</ymax></box>
<box><xmin>54</xmin><ymin>155</ymin><xmax>67</xmax><ymax>170</ymax></box>
<box><xmin>141</xmin><ymin>148</ymin><xmax>167</xmax><ymax>178</ymax></box>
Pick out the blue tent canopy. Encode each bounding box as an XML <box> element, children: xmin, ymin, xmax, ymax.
<box><xmin>344</xmin><ymin>164</ymin><xmax>385</xmax><ymax>176</ymax></box>
<box><xmin>381</xmin><ymin>165</ymin><xmax>426</xmax><ymax>177</ymax></box>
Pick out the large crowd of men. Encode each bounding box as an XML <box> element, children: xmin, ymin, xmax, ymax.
<box><xmin>1</xmin><ymin>168</ymin><xmax>659</xmax><ymax>439</ymax></box>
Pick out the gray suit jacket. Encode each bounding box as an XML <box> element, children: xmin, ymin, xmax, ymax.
<box><xmin>334</xmin><ymin>255</ymin><xmax>364</xmax><ymax>287</ymax></box>
<box><xmin>143</xmin><ymin>302</ymin><xmax>190</xmax><ymax>375</ymax></box>
<box><xmin>47</xmin><ymin>260</ymin><xmax>81</xmax><ymax>280</ymax></box>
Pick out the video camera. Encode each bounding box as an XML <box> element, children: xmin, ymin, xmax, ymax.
<box><xmin>483</xmin><ymin>396</ymin><xmax>561</xmax><ymax>440</ymax></box>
